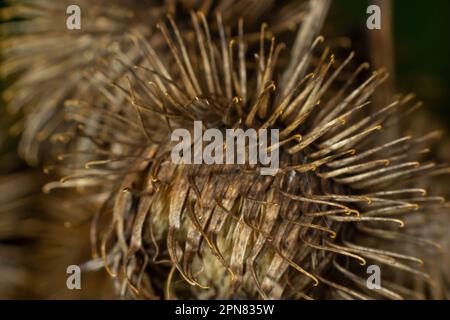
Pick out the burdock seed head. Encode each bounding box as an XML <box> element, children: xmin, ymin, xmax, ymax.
<box><xmin>46</xmin><ymin>4</ymin><xmax>449</xmax><ymax>299</ymax></box>
<box><xmin>0</xmin><ymin>0</ymin><xmax>310</xmax><ymax>166</ymax></box>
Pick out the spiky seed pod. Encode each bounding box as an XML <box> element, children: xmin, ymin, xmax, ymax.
<box><xmin>404</xmin><ymin>111</ymin><xmax>450</xmax><ymax>298</ymax></box>
<box><xmin>46</xmin><ymin>5</ymin><xmax>449</xmax><ymax>299</ymax></box>
<box><xmin>0</xmin><ymin>0</ymin><xmax>309</xmax><ymax>166</ymax></box>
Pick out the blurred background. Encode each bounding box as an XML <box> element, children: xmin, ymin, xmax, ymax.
<box><xmin>330</xmin><ymin>0</ymin><xmax>450</xmax><ymax>127</ymax></box>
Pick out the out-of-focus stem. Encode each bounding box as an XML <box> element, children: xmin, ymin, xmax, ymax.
<box><xmin>368</xmin><ymin>0</ymin><xmax>397</xmax><ymax>139</ymax></box>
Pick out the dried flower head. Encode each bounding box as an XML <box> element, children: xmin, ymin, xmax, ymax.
<box><xmin>44</xmin><ymin>0</ymin><xmax>450</xmax><ymax>300</ymax></box>
<box><xmin>1</xmin><ymin>0</ymin><xmax>308</xmax><ymax>165</ymax></box>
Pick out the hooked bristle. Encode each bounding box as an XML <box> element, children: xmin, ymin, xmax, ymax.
<box><xmin>1</xmin><ymin>0</ymin><xmax>449</xmax><ymax>301</ymax></box>
<box><xmin>45</xmin><ymin>6</ymin><xmax>449</xmax><ymax>299</ymax></box>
